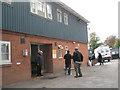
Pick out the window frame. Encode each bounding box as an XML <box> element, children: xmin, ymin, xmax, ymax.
<box><xmin>58</xmin><ymin>45</ymin><xmax>63</xmax><ymax>59</ymax></box>
<box><xmin>64</xmin><ymin>13</ymin><xmax>68</xmax><ymax>25</ymax></box>
<box><xmin>30</xmin><ymin>0</ymin><xmax>53</xmax><ymax>20</ymax></box>
<box><xmin>30</xmin><ymin>0</ymin><xmax>37</xmax><ymax>14</ymax></box>
<box><xmin>58</xmin><ymin>48</ymin><xmax>62</xmax><ymax>59</ymax></box>
<box><xmin>2</xmin><ymin>0</ymin><xmax>11</xmax><ymax>4</ymax></box>
<box><xmin>57</xmin><ymin>9</ymin><xmax>62</xmax><ymax>23</ymax></box>
<box><xmin>46</xmin><ymin>4</ymin><xmax>52</xmax><ymax>20</ymax></box>
<box><xmin>0</xmin><ymin>41</ymin><xmax>11</xmax><ymax>65</ymax></box>
<box><xmin>37</xmin><ymin>1</ymin><xmax>46</xmax><ymax>17</ymax></box>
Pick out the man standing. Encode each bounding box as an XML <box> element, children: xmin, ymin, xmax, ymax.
<box><xmin>91</xmin><ymin>53</ymin><xmax>95</xmax><ymax>66</ymax></box>
<box><xmin>35</xmin><ymin>50</ymin><xmax>43</xmax><ymax>76</ymax></box>
<box><xmin>73</xmin><ymin>47</ymin><xmax>83</xmax><ymax>78</ymax></box>
<box><xmin>98</xmin><ymin>53</ymin><xmax>104</xmax><ymax>65</ymax></box>
<box><xmin>64</xmin><ymin>50</ymin><xmax>72</xmax><ymax>75</ymax></box>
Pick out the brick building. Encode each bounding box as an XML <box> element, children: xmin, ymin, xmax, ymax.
<box><xmin>0</xmin><ymin>0</ymin><xmax>90</xmax><ymax>86</ymax></box>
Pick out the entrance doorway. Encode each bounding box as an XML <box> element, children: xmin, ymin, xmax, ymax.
<box><xmin>31</xmin><ymin>43</ymin><xmax>53</xmax><ymax>77</ymax></box>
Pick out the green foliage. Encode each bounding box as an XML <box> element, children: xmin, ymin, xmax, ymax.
<box><xmin>114</xmin><ymin>39</ymin><xmax>120</xmax><ymax>47</ymax></box>
<box><xmin>89</xmin><ymin>32</ymin><xmax>102</xmax><ymax>54</ymax></box>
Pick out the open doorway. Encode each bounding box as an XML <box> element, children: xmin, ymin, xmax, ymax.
<box><xmin>30</xmin><ymin>43</ymin><xmax>53</xmax><ymax>77</ymax></box>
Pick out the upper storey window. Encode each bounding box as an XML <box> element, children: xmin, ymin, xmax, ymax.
<box><xmin>30</xmin><ymin>0</ymin><xmax>52</xmax><ymax>20</ymax></box>
<box><xmin>64</xmin><ymin>13</ymin><xmax>68</xmax><ymax>25</ymax></box>
<box><xmin>46</xmin><ymin>4</ymin><xmax>52</xmax><ymax>19</ymax></box>
<box><xmin>2</xmin><ymin>0</ymin><xmax>11</xmax><ymax>4</ymax></box>
<box><xmin>57</xmin><ymin>9</ymin><xmax>62</xmax><ymax>23</ymax></box>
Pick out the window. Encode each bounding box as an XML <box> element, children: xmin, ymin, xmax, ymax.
<box><xmin>58</xmin><ymin>45</ymin><xmax>63</xmax><ymax>58</ymax></box>
<box><xmin>30</xmin><ymin>0</ymin><xmax>52</xmax><ymax>19</ymax></box>
<box><xmin>57</xmin><ymin>9</ymin><xmax>62</xmax><ymax>23</ymax></box>
<box><xmin>64</xmin><ymin>13</ymin><xmax>68</xmax><ymax>25</ymax></box>
<box><xmin>106</xmin><ymin>49</ymin><xmax>109</xmax><ymax>52</ymax></box>
<box><xmin>112</xmin><ymin>51</ymin><xmax>115</xmax><ymax>55</ymax></box>
<box><xmin>46</xmin><ymin>4</ymin><xmax>52</xmax><ymax>19</ymax></box>
<box><xmin>20</xmin><ymin>37</ymin><xmax>25</xmax><ymax>44</ymax></box>
<box><xmin>65</xmin><ymin>46</ymin><xmax>68</xmax><ymax>54</ymax></box>
<box><xmin>31</xmin><ymin>0</ymin><xmax>36</xmax><ymax>13</ymax></box>
<box><xmin>37</xmin><ymin>1</ymin><xmax>46</xmax><ymax>17</ymax></box>
<box><xmin>58</xmin><ymin>49</ymin><xmax>62</xmax><ymax>58</ymax></box>
<box><xmin>2</xmin><ymin>0</ymin><xmax>11</xmax><ymax>4</ymax></box>
<box><xmin>0</xmin><ymin>41</ymin><xmax>11</xmax><ymax>65</ymax></box>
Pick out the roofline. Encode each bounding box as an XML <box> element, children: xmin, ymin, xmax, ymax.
<box><xmin>55</xmin><ymin>1</ymin><xmax>90</xmax><ymax>23</ymax></box>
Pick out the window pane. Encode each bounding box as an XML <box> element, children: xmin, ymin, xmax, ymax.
<box><xmin>58</xmin><ymin>49</ymin><xmax>62</xmax><ymax>58</ymax></box>
<box><xmin>57</xmin><ymin>9</ymin><xmax>62</xmax><ymax>23</ymax></box>
<box><xmin>31</xmin><ymin>0</ymin><xmax>36</xmax><ymax>13</ymax></box>
<box><xmin>47</xmin><ymin>5</ymin><xmax>51</xmax><ymax>14</ymax></box>
<box><xmin>1</xmin><ymin>43</ymin><xmax>9</xmax><ymax>60</ymax></box>
<box><xmin>38</xmin><ymin>2</ymin><xmax>43</xmax><ymax>11</ymax></box>
<box><xmin>64</xmin><ymin>13</ymin><xmax>68</xmax><ymax>25</ymax></box>
<box><xmin>47</xmin><ymin>5</ymin><xmax>52</xmax><ymax>19</ymax></box>
<box><xmin>1</xmin><ymin>44</ymin><xmax>9</xmax><ymax>54</ymax></box>
<box><xmin>112</xmin><ymin>52</ymin><xmax>115</xmax><ymax>55</ymax></box>
<box><xmin>2</xmin><ymin>0</ymin><xmax>11</xmax><ymax>4</ymax></box>
<box><xmin>2</xmin><ymin>54</ymin><xmax>9</xmax><ymax>60</ymax></box>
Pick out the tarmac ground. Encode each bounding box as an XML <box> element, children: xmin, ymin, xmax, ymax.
<box><xmin>4</xmin><ymin>59</ymin><xmax>118</xmax><ymax>88</ymax></box>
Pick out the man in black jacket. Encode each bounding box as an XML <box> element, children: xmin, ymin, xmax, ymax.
<box><xmin>64</xmin><ymin>50</ymin><xmax>72</xmax><ymax>75</ymax></box>
<box><xmin>73</xmin><ymin>47</ymin><xmax>83</xmax><ymax>78</ymax></box>
<box><xmin>35</xmin><ymin>50</ymin><xmax>43</xmax><ymax>76</ymax></box>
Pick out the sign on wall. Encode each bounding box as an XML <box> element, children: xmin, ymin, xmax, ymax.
<box><xmin>52</xmin><ymin>50</ymin><xmax>57</xmax><ymax>59</ymax></box>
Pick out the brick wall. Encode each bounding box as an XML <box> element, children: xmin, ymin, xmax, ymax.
<box><xmin>0</xmin><ymin>30</ymin><xmax>89</xmax><ymax>86</ymax></box>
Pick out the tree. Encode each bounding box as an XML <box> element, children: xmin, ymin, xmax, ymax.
<box><xmin>89</xmin><ymin>32</ymin><xmax>102</xmax><ymax>54</ymax></box>
<box><xmin>104</xmin><ymin>35</ymin><xmax>117</xmax><ymax>48</ymax></box>
<box><xmin>114</xmin><ymin>39</ymin><xmax>120</xmax><ymax>47</ymax></box>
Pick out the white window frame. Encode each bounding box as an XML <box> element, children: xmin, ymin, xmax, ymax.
<box><xmin>2</xmin><ymin>0</ymin><xmax>11</xmax><ymax>4</ymax></box>
<box><xmin>57</xmin><ymin>9</ymin><xmax>62</xmax><ymax>23</ymax></box>
<box><xmin>65</xmin><ymin>46</ymin><xmax>68</xmax><ymax>54</ymax></box>
<box><xmin>46</xmin><ymin>4</ymin><xmax>52</xmax><ymax>19</ymax></box>
<box><xmin>30</xmin><ymin>0</ymin><xmax>37</xmax><ymax>14</ymax></box>
<box><xmin>37</xmin><ymin>0</ymin><xmax>46</xmax><ymax>17</ymax></box>
<box><xmin>30</xmin><ymin>0</ymin><xmax>53</xmax><ymax>20</ymax></box>
<box><xmin>0</xmin><ymin>41</ymin><xmax>11</xmax><ymax>65</ymax></box>
<box><xmin>58</xmin><ymin>48</ymin><xmax>62</xmax><ymax>58</ymax></box>
<box><xmin>58</xmin><ymin>45</ymin><xmax>63</xmax><ymax>58</ymax></box>
<box><xmin>64</xmin><ymin>13</ymin><xmax>68</xmax><ymax>25</ymax></box>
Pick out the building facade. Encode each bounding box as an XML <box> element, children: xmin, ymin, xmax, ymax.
<box><xmin>0</xmin><ymin>0</ymin><xmax>90</xmax><ymax>86</ymax></box>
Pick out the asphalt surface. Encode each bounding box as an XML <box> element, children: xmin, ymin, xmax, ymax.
<box><xmin>4</xmin><ymin>59</ymin><xmax>118</xmax><ymax>88</ymax></box>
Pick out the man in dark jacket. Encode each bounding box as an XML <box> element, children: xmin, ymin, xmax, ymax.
<box><xmin>64</xmin><ymin>50</ymin><xmax>72</xmax><ymax>75</ymax></box>
<box><xmin>73</xmin><ymin>47</ymin><xmax>83</xmax><ymax>78</ymax></box>
<box><xmin>98</xmin><ymin>53</ymin><xmax>104</xmax><ymax>65</ymax></box>
<box><xmin>35</xmin><ymin>50</ymin><xmax>43</xmax><ymax>76</ymax></box>
<box><xmin>91</xmin><ymin>53</ymin><xmax>95</xmax><ymax>66</ymax></box>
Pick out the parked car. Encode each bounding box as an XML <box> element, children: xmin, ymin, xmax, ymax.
<box><xmin>110</xmin><ymin>47</ymin><xmax>119</xmax><ymax>59</ymax></box>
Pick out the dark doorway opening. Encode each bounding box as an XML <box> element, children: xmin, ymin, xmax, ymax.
<box><xmin>31</xmin><ymin>44</ymin><xmax>53</xmax><ymax>77</ymax></box>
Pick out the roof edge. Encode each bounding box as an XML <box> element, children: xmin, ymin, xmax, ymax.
<box><xmin>55</xmin><ymin>1</ymin><xmax>90</xmax><ymax>23</ymax></box>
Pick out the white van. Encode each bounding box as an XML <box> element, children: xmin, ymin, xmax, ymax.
<box><xmin>94</xmin><ymin>45</ymin><xmax>112</xmax><ymax>62</ymax></box>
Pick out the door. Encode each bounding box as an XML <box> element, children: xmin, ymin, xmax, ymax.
<box><xmin>31</xmin><ymin>44</ymin><xmax>53</xmax><ymax>77</ymax></box>
<box><xmin>31</xmin><ymin>44</ymin><xmax>38</xmax><ymax>77</ymax></box>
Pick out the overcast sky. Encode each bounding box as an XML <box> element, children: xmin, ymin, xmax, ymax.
<box><xmin>60</xmin><ymin>0</ymin><xmax>119</xmax><ymax>42</ymax></box>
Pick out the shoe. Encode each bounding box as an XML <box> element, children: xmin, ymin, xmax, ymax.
<box><xmin>37</xmin><ymin>75</ymin><xmax>40</xmax><ymax>76</ymax></box>
<box><xmin>40</xmin><ymin>74</ymin><xmax>43</xmax><ymax>76</ymax></box>
<box><xmin>74</xmin><ymin>76</ymin><xmax>78</xmax><ymax>78</ymax></box>
<box><xmin>78</xmin><ymin>75</ymin><xmax>82</xmax><ymax>77</ymax></box>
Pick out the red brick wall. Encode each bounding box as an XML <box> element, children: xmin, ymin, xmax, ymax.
<box><xmin>0</xmin><ymin>30</ymin><xmax>88</xmax><ymax>86</ymax></box>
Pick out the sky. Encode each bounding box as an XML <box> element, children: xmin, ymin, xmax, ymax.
<box><xmin>60</xmin><ymin>0</ymin><xmax>119</xmax><ymax>42</ymax></box>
